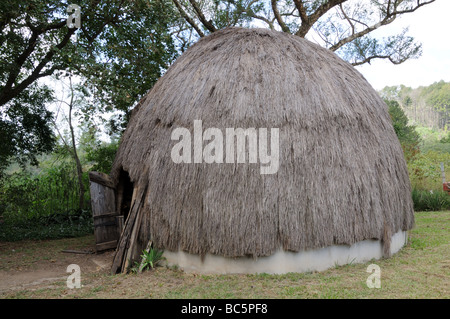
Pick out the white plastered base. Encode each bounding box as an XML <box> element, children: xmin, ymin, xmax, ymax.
<box><xmin>163</xmin><ymin>230</ymin><xmax>408</xmax><ymax>274</ymax></box>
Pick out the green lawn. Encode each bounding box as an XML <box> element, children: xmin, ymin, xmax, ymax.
<box><xmin>1</xmin><ymin>211</ymin><xmax>449</xmax><ymax>299</ymax></box>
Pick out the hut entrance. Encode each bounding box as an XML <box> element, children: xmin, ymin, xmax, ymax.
<box><xmin>88</xmin><ymin>169</ymin><xmax>135</xmax><ymax>253</ymax></box>
<box><xmin>116</xmin><ymin>169</ymin><xmax>134</xmax><ymax>223</ymax></box>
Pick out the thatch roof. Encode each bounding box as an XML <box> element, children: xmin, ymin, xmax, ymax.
<box><xmin>110</xmin><ymin>27</ymin><xmax>414</xmax><ymax>272</ymax></box>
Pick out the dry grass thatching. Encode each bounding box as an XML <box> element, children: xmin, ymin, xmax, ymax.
<box><xmin>109</xmin><ymin>27</ymin><xmax>414</xmax><ymax>272</ymax></box>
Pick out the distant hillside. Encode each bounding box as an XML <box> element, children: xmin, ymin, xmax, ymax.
<box><xmin>379</xmin><ymin>81</ymin><xmax>450</xmax><ymax>130</ymax></box>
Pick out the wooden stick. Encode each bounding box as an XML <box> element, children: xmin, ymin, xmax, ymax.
<box><xmin>111</xmin><ymin>183</ymin><xmax>148</xmax><ymax>274</ymax></box>
<box><xmin>61</xmin><ymin>249</ymin><xmax>94</xmax><ymax>254</ymax></box>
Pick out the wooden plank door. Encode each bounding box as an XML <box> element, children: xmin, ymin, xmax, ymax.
<box><xmin>89</xmin><ymin>171</ymin><xmax>120</xmax><ymax>252</ymax></box>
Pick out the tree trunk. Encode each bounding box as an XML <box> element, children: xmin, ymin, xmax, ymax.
<box><xmin>68</xmin><ymin>79</ymin><xmax>85</xmax><ymax>210</ymax></box>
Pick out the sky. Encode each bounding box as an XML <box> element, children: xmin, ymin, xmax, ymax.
<box><xmin>355</xmin><ymin>0</ymin><xmax>450</xmax><ymax>90</ymax></box>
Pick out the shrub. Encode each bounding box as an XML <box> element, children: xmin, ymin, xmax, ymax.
<box><xmin>0</xmin><ymin>161</ymin><xmax>92</xmax><ymax>241</ymax></box>
<box><xmin>0</xmin><ymin>209</ymin><xmax>93</xmax><ymax>241</ymax></box>
<box><xmin>132</xmin><ymin>247</ymin><xmax>166</xmax><ymax>273</ymax></box>
<box><xmin>411</xmin><ymin>189</ymin><xmax>450</xmax><ymax>211</ymax></box>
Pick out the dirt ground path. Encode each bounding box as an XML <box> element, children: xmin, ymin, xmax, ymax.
<box><xmin>0</xmin><ymin>235</ymin><xmax>114</xmax><ymax>294</ymax></box>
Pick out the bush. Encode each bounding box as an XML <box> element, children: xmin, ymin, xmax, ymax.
<box><xmin>0</xmin><ymin>162</ymin><xmax>90</xmax><ymax>222</ymax></box>
<box><xmin>0</xmin><ymin>208</ymin><xmax>93</xmax><ymax>241</ymax></box>
<box><xmin>0</xmin><ymin>161</ymin><xmax>93</xmax><ymax>241</ymax></box>
<box><xmin>411</xmin><ymin>189</ymin><xmax>450</xmax><ymax>211</ymax></box>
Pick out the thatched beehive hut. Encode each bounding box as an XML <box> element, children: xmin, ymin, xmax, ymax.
<box><xmin>98</xmin><ymin>27</ymin><xmax>414</xmax><ymax>274</ymax></box>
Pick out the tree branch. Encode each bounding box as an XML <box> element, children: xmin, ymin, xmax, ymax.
<box><xmin>2</xmin><ymin>28</ymin><xmax>40</xmax><ymax>94</ymax></box>
<box><xmin>2</xmin><ymin>16</ymin><xmax>67</xmax><ymax>93</ymax></box>
<box><xmin>331</xmin><ymin>18</ymin><xmax>393</xmax><ymax>51</ymax></box>
<box><xmin>188</xmin><ymin>0</ymin><xmax>216</xmax><ymax>33</ymax></box>
<box><xmin>249</xmin><ymin>13</ymin><xmax>275</xmax><ymax>30</ymax></box>
<box><xmin>0</xmin><ymin>1</ymin><xmax>127</xmax><ymax>106</ymax></box>
<box><xmin>271</xmin><ymin>0</ymin><xmax>290</xmax><ymax>33</ymax></box>
<box><xmin>25</xmin><ymin>15</ymin><xmax>67</xmax><ymax>33</ymax></box>
<box><xmin>330</xmin><ymin>0</ymin><xmax>435</xmax><ymax>51</ymax></box>
<box><xmin>295</xmin><ymin>0</ymin><xmax>347</xmax><ymax>37</ymax></box>
<box><xmin>293</xmin><ymin>0</ymin><xmax>308</xmax><ymax>25</ymax></box>
<box><xmin>0</xmin><ymin>28</ymin><xmax>76</xmax><ymax>106</ymax></box>
<box><xmin>351</xmin><ymin>54</ymin><xmax>402</xmax><ymax>66</ymax></box>
<box><xmin>338</xmin><ymin>3</ymin><xmax>354</xmax><ymax>35</ymax></box>
<box><xmin>172</xmin><ymin>0</ymin><xmax>205</xmax><ymax>37</ymax></box>
<box><xmin>392</xmin><ymin>0</ymin><xmax>435</xmax><ymax>15</ymax></box>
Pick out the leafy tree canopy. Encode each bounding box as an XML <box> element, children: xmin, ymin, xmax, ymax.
<box><xmin>0</xmin><ymin>0</ymin><xmax>179</xmax><ymax>175</ymax></box>
<box><xmin>421</xmin><ymin>80</ymin><xmax>450</xmax><ymax>113</ymax></box>
<box><xmin>0</xmin><ymin>83</ymin><xmax>55</xmax><ymax>175</ymax></box>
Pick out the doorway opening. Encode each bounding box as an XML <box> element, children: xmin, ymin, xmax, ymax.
<box><xmin>116</xmin><ymin>168</ymin><xmax>134</xmax><ymax>223</ymax></box>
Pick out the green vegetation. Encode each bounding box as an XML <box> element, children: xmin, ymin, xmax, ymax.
<box><xmin>416</xmin><ymin>126</ymin><xmax>450</xmax><ymax>153</ymax></box>
<box><xmin>0</xmin><ymin>209</ymin><xmax>92</xmax><ymax>242</ymax></box>
<box><xmin>0</xmin><ymin>163</ymin><xmax>87</xmax><ymax>220</ymax></box>
<box><xmin>411</xmin><ymin>189</ymin><xmax>450</xmax><ymax>212</ymax></box>
<box><xmin>0</xmin><ymin>0</ymin><xmax>179</xmax><ymax>177</ymax></box>
<box><xmin>407</xmin><ymin>149</ymin><xmax>450</xmax><ymax>190</ymax></box>
<box><xmin>383</xmin><ymin>82</ymin><xmax>450</xmax><ymax>211</ymax></box>
<box><xmin>0</xmin><ymin>160</ymin><xmax>93</xmax><ymax>241</ymax></box>
<box><xmin>0</xmin><ymin>84</ymin><xmax>55</xmax><ymax>177</ymax></box>
<box><xmin>0</xmin><ymin>129</ymin><xmax>118</xmax><ymax>241</ymax></box>
<box><xmin>132</xmin><ymin>247</ymin><xmax>166</xmax><ymax>273</ymax></box>
<box><xmin>140</xmin><ymin>247</ymin><xmax>165</xmax><ymax>271</ymax></box>
<box><xmin>380</xmin><ymin>81</ymin><xmax>450</xmax><ymax>130</ymax></box>
<box><xmin>407</xmin><ymin>145</ymin><xmax>450</xmax><ymax>211</ymax></box>
<box><xmin>385</xmin><ymin>99</ymin><xmax>450</xmax><ymax>210</ymax></box>
<box><xmin>386</xmin><ymin>99</ymin><xmax>421</xmax><ymax>162</ymax></box>
<box><xmin>422</xmin><ymin>81</ymin><xmax>450</xmax><ymax>129</ymax></box>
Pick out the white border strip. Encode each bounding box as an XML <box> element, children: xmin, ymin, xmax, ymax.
<box><xmin>163</xmin><ymin>230</ymin><xmax>408</xmax><ymax>274</ymax></box>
